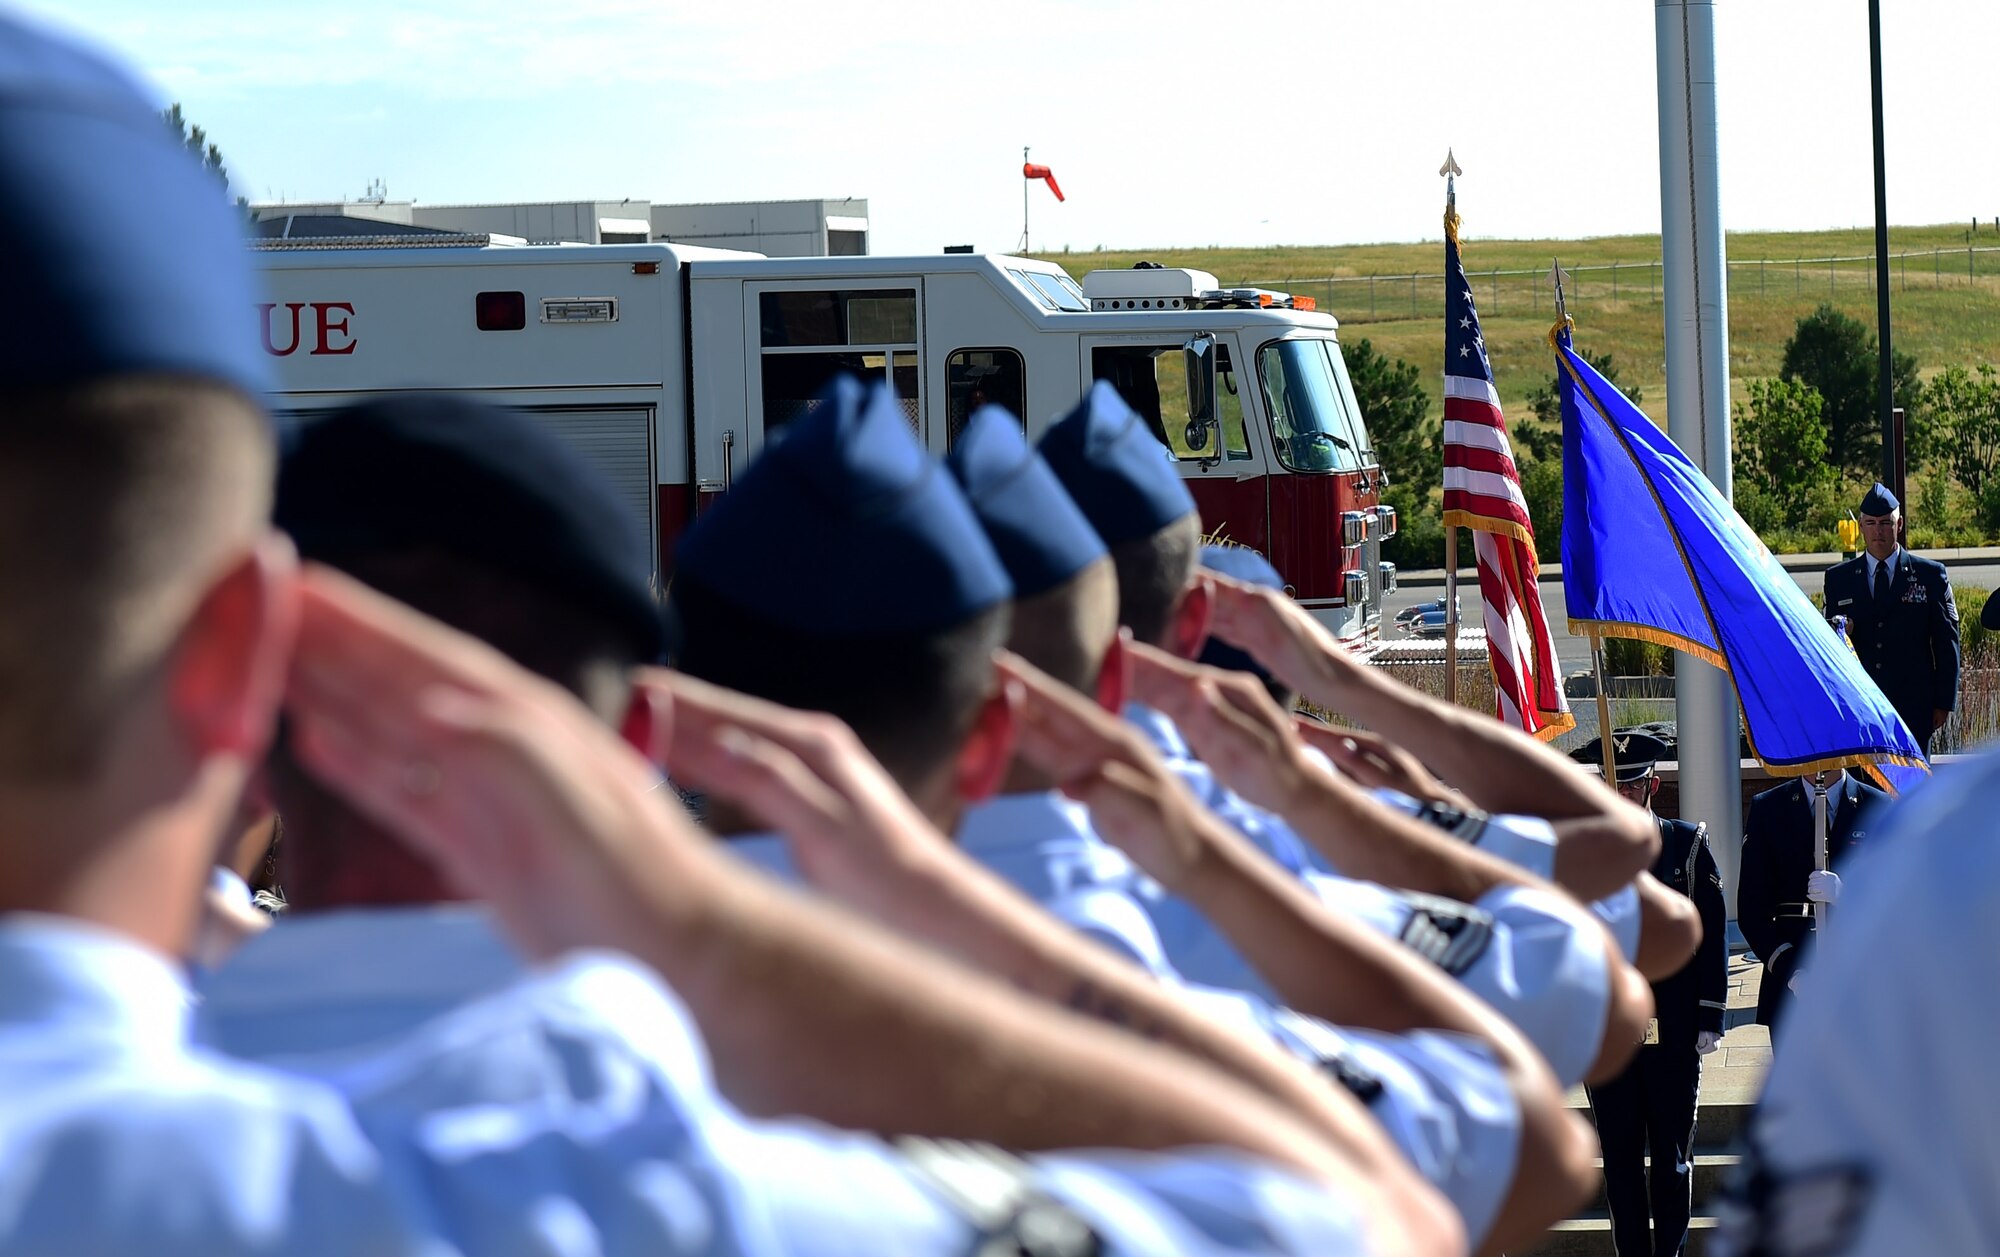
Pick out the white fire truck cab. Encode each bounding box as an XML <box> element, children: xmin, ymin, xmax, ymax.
<box><xmin>254</xmin><ymin>239</ymin><xmax>1395</xmax><ymax>646</ymax></box>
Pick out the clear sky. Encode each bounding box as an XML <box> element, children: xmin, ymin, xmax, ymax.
<box><xmin>24</xmin><ymin>0</ymin><xmax>2000</xmax><ymax>254</ymax></box>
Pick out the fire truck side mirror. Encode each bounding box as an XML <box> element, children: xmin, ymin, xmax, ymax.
<box><xmin>1183</xmin><ymin>334</ymin><xmax>1218</xmax><ymax>453</ymax></box>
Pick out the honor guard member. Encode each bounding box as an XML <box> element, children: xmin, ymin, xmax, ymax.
<box><xmin>1737</xmin><ymin>767</ymin><xmax>1885</xmax><ymax>1034</ymax></box>
<box><xmin>1822</xmin><ymin>482</ymin><xmax>1960</xmax><ymax>754</ymax></box>
<box><xmin>1573</xmin><ymin>731</ymin><xmax>1727</xmax><ymax>1257</ymax></box>
<box><xmin>1712</xmin><ymin>751</ymin><xmax>2000</xmax><ymax>1257</ymax></box>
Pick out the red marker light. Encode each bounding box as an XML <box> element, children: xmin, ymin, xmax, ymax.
<box><xmin>475</xmin><ymin>291</ymin><xmax>526</xmax><ymax>331</ymax></box>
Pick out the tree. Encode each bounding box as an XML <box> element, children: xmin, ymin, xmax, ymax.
<box><xmin>1520</xmin><ymin>351</ymin><xmax>1638</xmax><ymax>460</ymax></box>
<box><xmin>1923</xmin><ymin>364</ymin><xmax>2000</xmax><ymax>504</ymax></box>
<box><xmin>1343</xmin><ymin>338</ymin><xmax>1434</xmax><ymax>485</ymax></box>
<box><xmin>1778</xmin><ymin>303</ymin><xmax>1919</xmax><ymax>478</ymax></box>
<box><xmin>1731</xmin><ymin>377</ymin><xmax>1837</xmax><ymax>529</ymax></box>
<box><xmin>161</xmin><ymin>103</ymin><xmax>247</xmax><ymax>212</ymax></box>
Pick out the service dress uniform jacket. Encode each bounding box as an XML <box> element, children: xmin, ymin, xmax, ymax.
<box><xmin>1586</xmin><ymin>817</ymin><xmax>1729</xmax><ymax>1257</ymax></box>
<box><xmin>1823</xmin><ymin>550</ymin><xmax>1960</xmax><ymax>751</ymax></box>
<box><xmin>1737</xmin><ymin>774</ymin><xmax>1885</xmax><ymax>1029</ymax></box>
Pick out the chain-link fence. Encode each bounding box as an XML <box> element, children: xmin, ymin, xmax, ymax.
<box><xmin>1249</xmin><ymin>246</ymin><xmax>2000</xmax><ymax>326</ymax></box>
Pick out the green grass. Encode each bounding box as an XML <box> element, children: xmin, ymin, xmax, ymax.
<box><xmin>1031</xmin><ymin>223</ymin><xmax>2000</xmax><ymax>426</ymax></box>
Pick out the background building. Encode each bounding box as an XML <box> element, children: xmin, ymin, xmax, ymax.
<box><xmin>248</xmin><ymin>196</ymin><xmax>869</xmax><ymax>256</ymax></box>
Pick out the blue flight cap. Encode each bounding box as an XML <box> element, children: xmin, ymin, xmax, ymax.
<box><xmin>1038</xmin><ymin>380</ymin><xmax>1196</xmax><ymax>546</ymax></box>
<box><xmin>277</xmin><ymin>395</ymin><xmax>666</xmax><ymax>661</ymax></box>
<box><xmin>0</xmin><ymin>14</ymin><xmax>269</xmax><ymax>397</ymax></box>
<box><xmin>1197</xmin><ymin>544</ymin><xmax>1285</xmax><ymax>682</ymax></box>
<box><xmin>946</xmin><ymin>405</ymin><xmax>1107</xmax><ymax>599</ymax></box>
<box><xmin>676</xmin><ymin>376</ymin><xmax>1012</xmax><ymax>637</ymax></box>
<box><xmin>1859</xmin><ymin>482</ymin><xmax>1899</xmax><ymax>516</ymax></box>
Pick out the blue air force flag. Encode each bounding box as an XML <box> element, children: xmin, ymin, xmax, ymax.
<box><xmin>1553</xmin><ymin>323</ymin><xmax>1926</xmax><ymax>789</ymax></box>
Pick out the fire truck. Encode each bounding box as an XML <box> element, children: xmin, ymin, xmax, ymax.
<box><xmin>252</xmin><ymin>239</ymin><xmax>1396</xmax><ymax>646</ymax></box>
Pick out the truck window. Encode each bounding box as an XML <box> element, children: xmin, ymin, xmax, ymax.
<box><xmin>945</xmin><ymin>348</ymin><xmax>1026</xmax><ymax>448</ymax></box>
<box><xmin>1089</xmin><ymin>344</ymin><xmax>1251</xmax><ymax>463</ymax></box>
<box><xmin>758</xmin><ymin>288</ymin><xmax>921</xmax><ymax>435</ymax></box>
<box><xmin>1256</xmin><ymin>338</ymin><xmax>1365</xmax><ymax>473</ymax></box>
<box><xmin>762</xmin><ymin>351</ymin><xmax>919</xmax><ymax>435</ymax></box>
<box><xmin>759</xmin><ymin>289</ymin><xmax>916</xmax><ymax>347</ymax></box>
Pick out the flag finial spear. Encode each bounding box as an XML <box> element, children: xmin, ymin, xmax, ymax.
<box><xmin>1441</xmin><ymin>149</ymin><xmax>1462</xmax><ymax>240</ymax></box>
<box><xmin>1548</xmin><ymin>258</ymin><xmax>1576</xmax><ymax>347</ymax></box>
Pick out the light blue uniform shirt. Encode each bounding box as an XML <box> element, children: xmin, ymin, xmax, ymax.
<box><xmin>197</xmin><ymin>905</ymin><xmax>1374</xmax><ymax>1256</ymax></box>
<box><xmin>951</xmin><ymin>793</ymin><xmax>1522</xmax><ymax>1245</ymax></box>
<box><xmin>0</xmin><ymin>914</ymin><xmax>426</xmax><ymax>1255</ymax></box>
<box><xmin>1712</xmin><ymin>755</ymin><xmax>2000</xmax><ymax>1257</ymax></box>
<box><xmin>1124</xmin><ymin>705</ymin><xmax>1613</xmax><ymax>1086</ymax></box>
<box><xmin>735</xmin><ymin>812</ymin><xmax>1518</xmax><ymax>1245</ymax></box>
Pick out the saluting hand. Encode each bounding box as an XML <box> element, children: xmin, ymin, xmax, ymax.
<box><xmin>997</xmin><ymin>649</ymin><xmax>1220</xmax><ymax>891</ymax></box>
<box><xmin>1124</xmin><ymin>640</ymin><xmax>1325</xmax><ymax>816</ymax></box>
<box><xmin>629</xmin><ymin>668</ymin><xmax>958</xmax><ymax>913</ymax></box>
<box><xmin>1294</xmin><ymin>722</ymin><xmax>1453</xmax><ymax>807</ymax></box>
<box><xmin>1200</xmin><ymin>573</ymin><xmax>1367</xmax><ymax>705</ymax></box>
<box><xmin>284</xmin><ymin>564</ymin><xmax>722</xmax><ymax>962</ymax></box>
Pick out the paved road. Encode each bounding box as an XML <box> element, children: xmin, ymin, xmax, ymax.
<box><xmin>1383</xmin><ymin>559</ymin><xmax>2000</xmax><ymax>680</ymax></box>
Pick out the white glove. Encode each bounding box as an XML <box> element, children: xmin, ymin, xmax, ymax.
<box><xmin>1696</xmin><ymin>1030</ymin><xmax>1722</xmax><ymax>1056</ymax></box>
<box><xmin>1806</xmin><ymin>869</ymin><xmax>1842</xmax><ymax>905</ymax></box>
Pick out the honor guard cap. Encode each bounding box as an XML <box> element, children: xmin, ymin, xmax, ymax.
<box><xmin>1197</xmin><ymin>544</ymin><xmax>1285</xmax><ymax>683</ymax></box>
<box><xmin>1038</xmin><ymin>380</ymin><xmax>1197</xmax><ymax>546</ymax></box>
<box><xmin>1859</xmin><ymin>482</ymin><xmax>1900</xmax><ymax>516</ymax></box>
<box><xmin>946</xmin><ymin>406</ymin><xmax>1107</xmax><ymax>599</ymax></box>
<box><xmin>277</xmin><ymin>395</ymin><xmax>667</xmax><ymax>661</ymax></box>
<box><xmin>1572</xmin><ymin>729</ymin><xmax>1670</xmax><ymax>782</ymax></box>
<box><xmin>675</xmin><ymin>376</ymin><xmax>1012</xmax><ymax>637</ymax></box>
<box><xmin>0</xmin><ymin>14</ymin><xmax>269</xmax><ymax>397</ymax></box>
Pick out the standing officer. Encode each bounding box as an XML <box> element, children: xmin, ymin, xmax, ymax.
<box><xmin>1822</xmin><ymin>482</ymin><xmax>1960</xmax><ymax>754</ymax></box>
<box><xmin>1738</xmin><ymin>767</ymin><xmax>1885</xmax><ymax>1033</ymax></box>
<box><xmin>1572</xmin><ymin>731</ymin><xmax>1727</xmax><ymax>1257</ymax></box>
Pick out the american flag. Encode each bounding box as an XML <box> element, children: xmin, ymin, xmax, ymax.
<box><xmin>1441</xmin><ymin>197</ymin><xmax>1573</xmax><ymax>739</ymax></box>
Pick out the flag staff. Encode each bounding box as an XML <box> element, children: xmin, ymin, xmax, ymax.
<box><xmin>1020</xmin><ymin>146</ymin><xmax>1031</xmax><ymax>252</ymax></box>
<box><xmin>1440</xmin><ymin>150</ymin><xmax>1463</xmax><ymax>706</ymax></box>
<box><xmin>1592</xmin><ymin>632</ymin><xmax>1624</xmax><ymax>788</ymax></box>
<box><xmin>1553</xmin><ymin>259</ymin><xmax>1616</xmax><ymax>780</ymax></box>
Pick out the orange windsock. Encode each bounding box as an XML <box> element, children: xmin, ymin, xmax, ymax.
<box><xmin>1022</xmin><ymin>162</ymin><xmax>1065</xmax><ymax>202</ymax></box>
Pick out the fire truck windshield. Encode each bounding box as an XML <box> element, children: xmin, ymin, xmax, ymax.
<box><xmin>1255</xmin><ymin>338</ymin><xmax>1371</xmax><ymax>473</ymax></box>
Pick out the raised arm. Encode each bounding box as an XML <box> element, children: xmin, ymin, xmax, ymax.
<box><xmin>1204</xmin><ymin>574</ymin><xmax>1659</xmax><ymax>898</ymax></box>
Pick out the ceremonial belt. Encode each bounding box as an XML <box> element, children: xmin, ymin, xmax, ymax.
<box><xmin>897</xmin><ymin>1137</ymin><xmax>1104</xmax><ymax>1257</ymax></box>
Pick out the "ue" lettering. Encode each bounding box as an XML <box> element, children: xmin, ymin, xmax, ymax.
<box><xmin>259</xmin><ymin>302</ymin><xmax>357</xmax><ymax>356</ymax></box>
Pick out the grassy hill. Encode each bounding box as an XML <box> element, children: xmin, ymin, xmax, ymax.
<box><xmin>1031</xmin><ymin>223</ymin><xmax>2000</xmax><ymax>426</ymax></box>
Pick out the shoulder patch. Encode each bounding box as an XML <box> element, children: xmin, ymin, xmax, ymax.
<box><xmin>1412</xmin><ymin>799</ymin><xmax>1490</xmax><ymax>843</ymax></box>
<box><xmin>1316</xmin><ymin>1049</ymin><xmax>1386</xmax><ymax>1106</ymax></box>
<box><xmin>1397</xmin><ymin>892</ymin><xmax>1495</xmax><ymax>976</ymax></box>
